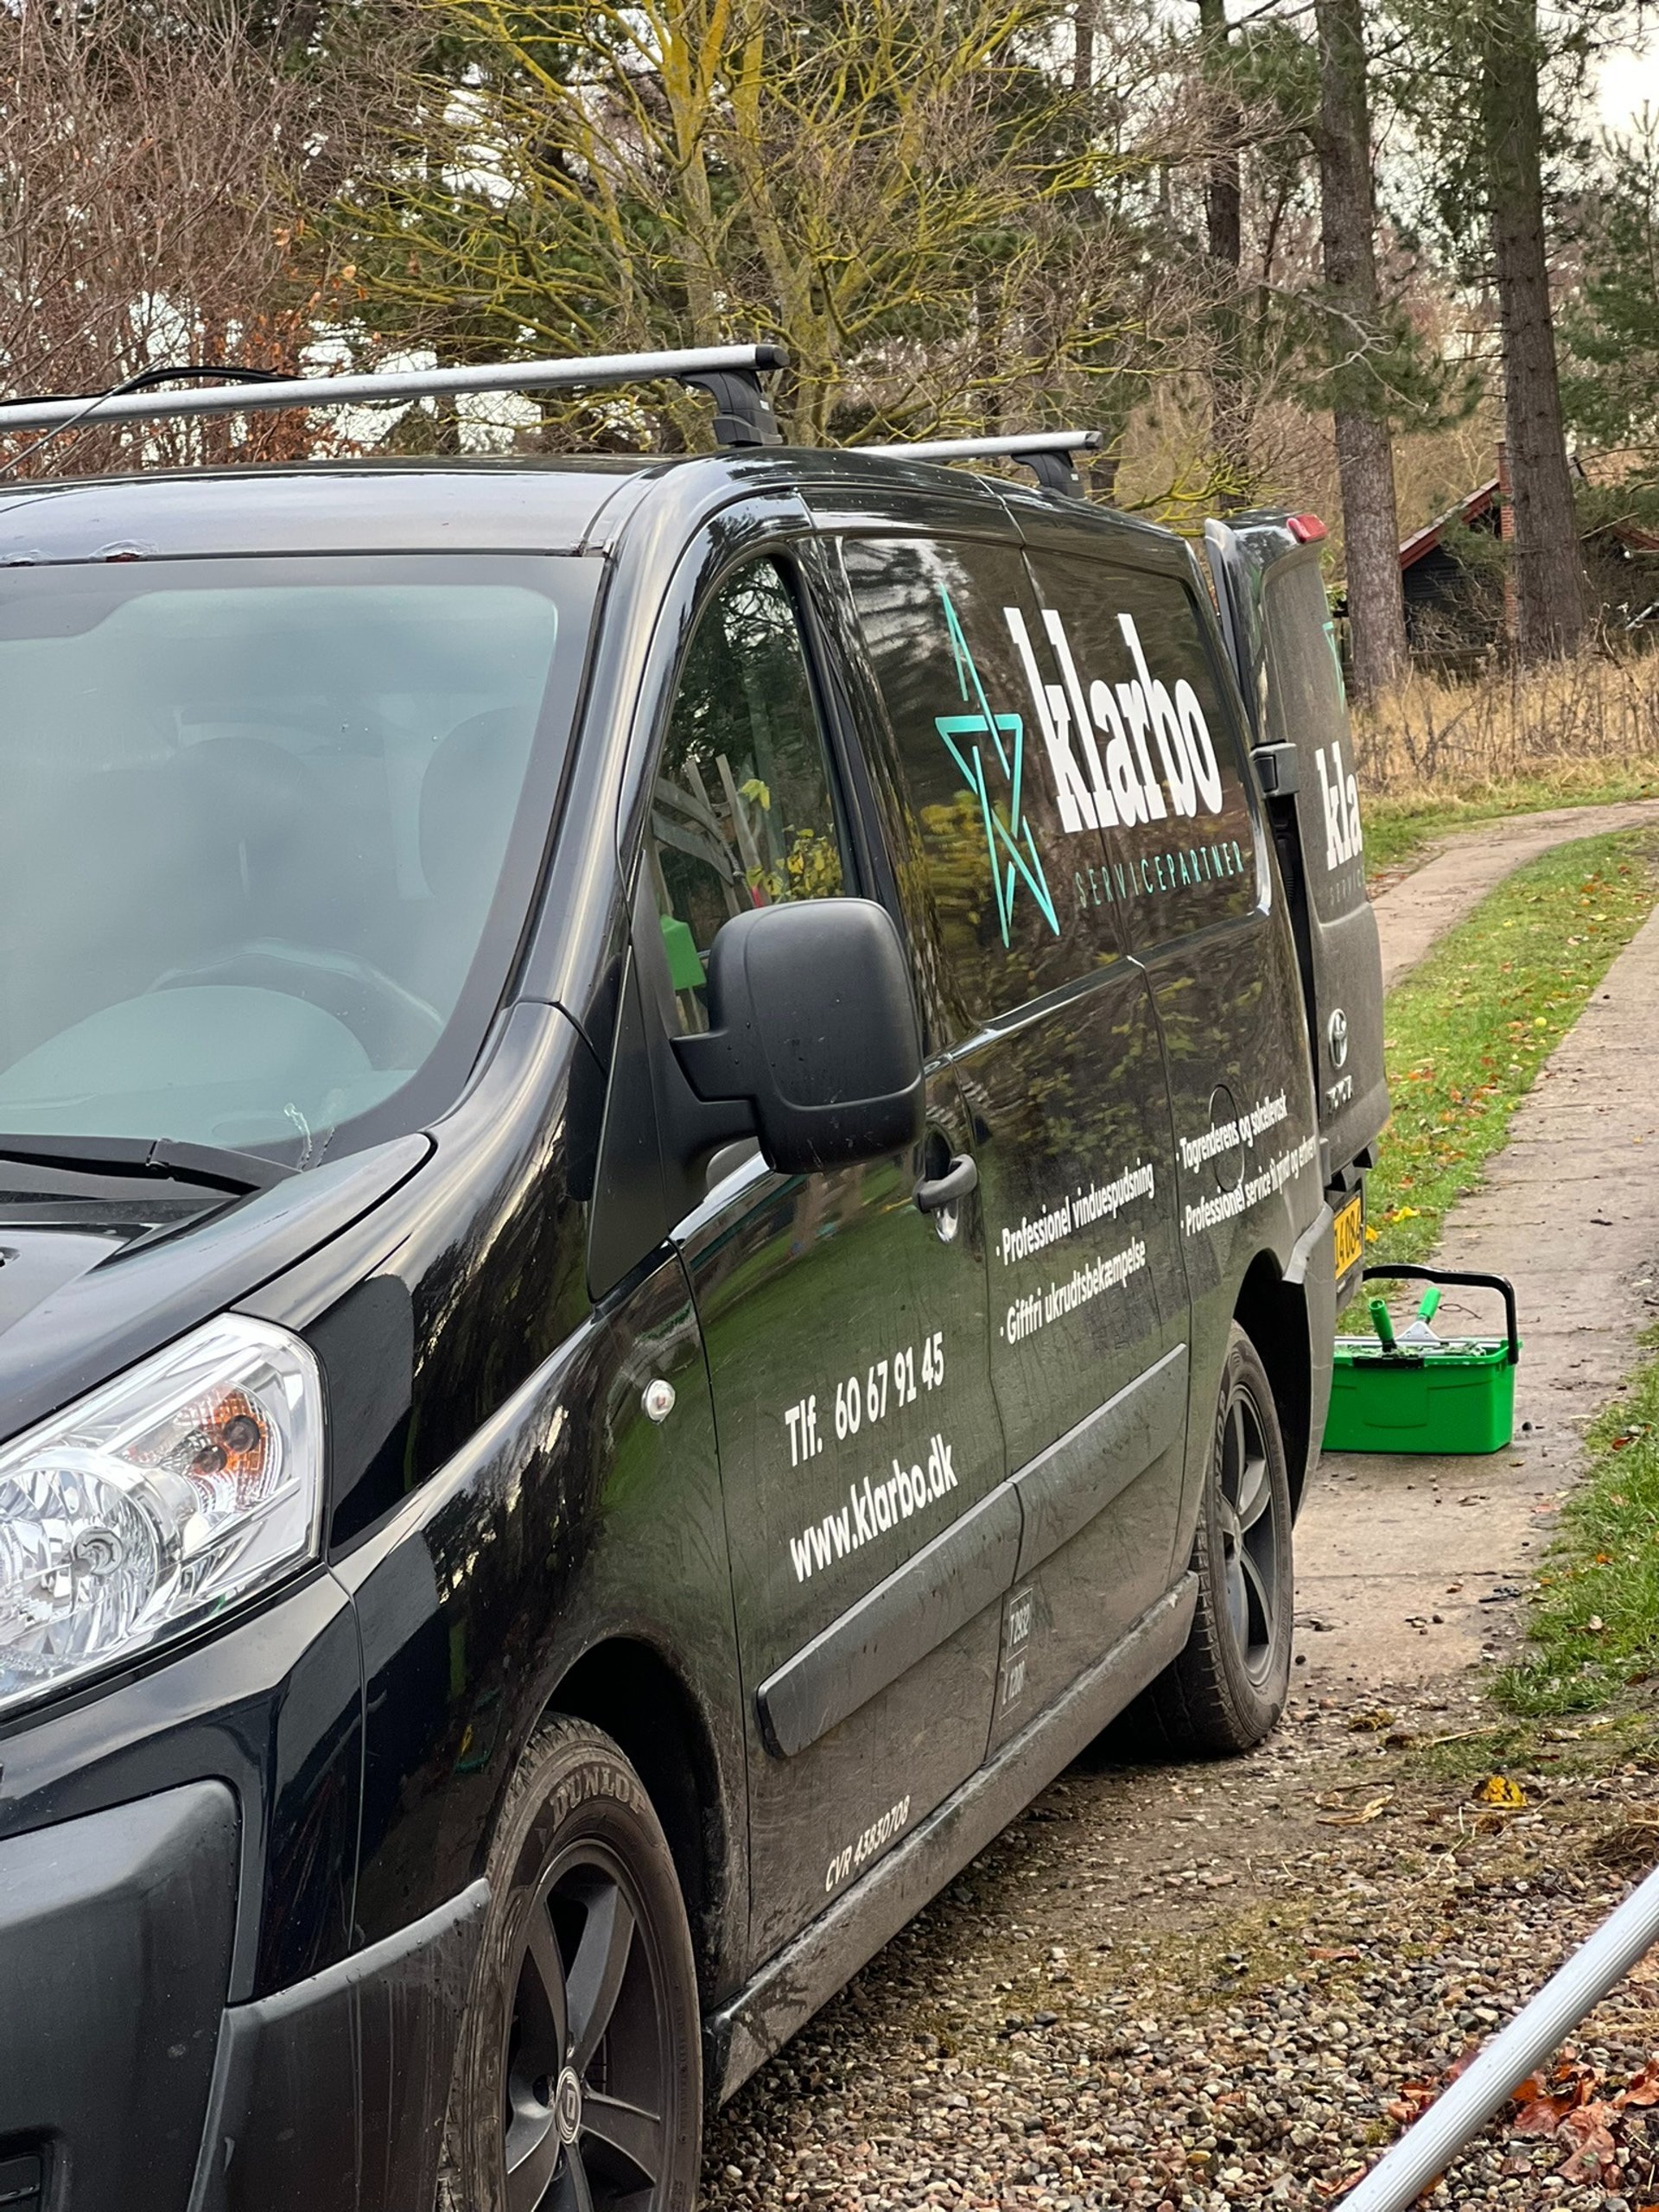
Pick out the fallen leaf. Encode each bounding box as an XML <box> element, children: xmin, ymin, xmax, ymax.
<box><xmin>1618</xmin><ymin>2061</ymin><xmax>1659</xmax><ymax>2109</ymax></box>
<box><xmin>1346</xmin><ymin>1707</ymin><xmax>1395</xmax><ymax>1733</ymax></box>
<box><xmin>1319</xmin><ymin>2164</ymin><xmax>1372</xmax><ymax>2200</ymax></box>
<box><xmin>1386</xmin><ymin>2080</ymin><xmax>1438</xmax><ymax>2123</ymax></box>
<box><xmin>1477</xmin><ymin>1775</ymin><xmax>1529</xmax><ymax>1808</ymax></box>
<box><xmin>1514</xmin><ymin>2091</ymin><xmax>1580</xmax><ymax>2136</ymax></box>
<box><xmin>1318</xmin><ymin>1789</ymin><xmax>1395</xmax><ymax>1827</ymax></box>
<box><xmin>1557</xmin><ymin>2101</ymin><xmax>1618</xmax><ymax>2181</ymax></box>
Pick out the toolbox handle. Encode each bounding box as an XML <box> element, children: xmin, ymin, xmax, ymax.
<box><xmin>1361</xmin><ymin>1265</ymin><xmax>1520</xmax><ymax>1365</ymax></box>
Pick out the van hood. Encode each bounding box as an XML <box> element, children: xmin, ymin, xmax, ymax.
<box><xmin>0</xmin><ymin>1135</ymin><xmax>429</xmax><ymax>1447</ymax></box>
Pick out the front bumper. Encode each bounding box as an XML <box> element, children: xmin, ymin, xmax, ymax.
<box><xmin>0</xmin><ymin>1783</ymin><xmax>238</xmax><ymax>2210</ymax></box>
<box><xmin>188</xmin><ymin>1880</ymin><xmax>487</xmax><ymax>2212</ymax></box>
<box><xmin>0</xmin><ymin>1782</ymin><xmax>486</xmax><ymax>2212</ymax></box>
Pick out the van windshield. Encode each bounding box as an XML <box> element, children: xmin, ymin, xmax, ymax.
<box><xmin>0</xmin><ymin>553</ymin><xmax>587</xmax><ymax>1163</ymax></box>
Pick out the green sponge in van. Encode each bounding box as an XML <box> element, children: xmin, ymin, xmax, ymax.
<box><xmin>660</xmin><ymin>914</ymin><xmax>706</xmax><ymax>992</ymax></box>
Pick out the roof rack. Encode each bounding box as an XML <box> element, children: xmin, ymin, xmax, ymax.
<box><xmin>0</xmin><ymin>342</ymin><xmax>790</xmax><ymax>448</ymax></box>
<box><xmin>859</xmin><ymin>428</ymin><xmax>1102</xmax><ymax>497</ymax></box>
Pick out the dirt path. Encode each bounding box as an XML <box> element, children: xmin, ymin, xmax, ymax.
<box><xmin>1371</xmin><ymin>798</ymin><xmax>1659</xmax><ymax>989</ymax></box>
<box><xmin>1296</xmin><ymin>897</ymin><xmax>1659</xmax><ymax>1702</ymax></box>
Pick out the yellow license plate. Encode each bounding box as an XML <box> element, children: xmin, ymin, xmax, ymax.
<box><xmin>1333</xmin><ymin>1192</ymin><xmax>1364</xmax><ymax>1280</ymax></box>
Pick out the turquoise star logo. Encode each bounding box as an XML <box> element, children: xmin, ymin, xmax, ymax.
<box><xmin>933</xmin><ymin>586</ymin><xmax>1058</xmax><ymax>944</ymax></box>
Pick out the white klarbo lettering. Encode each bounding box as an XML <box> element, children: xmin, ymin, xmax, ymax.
<box><xmin>1313</xmin><ymin>739</ymin><xmax>1363</xmax><ymax>869</ymax></box>
<box><xmin>1002</xmin><ymin>604</ymin><xmax>1224</xmax><ymax>835</ymax></box>
<box><xmin>787</xmin><ymin>1433</ymin><xmax>958</xmax><ymax>1584</ymax></box>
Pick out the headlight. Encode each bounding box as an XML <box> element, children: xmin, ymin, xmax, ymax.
<box><xmin>0</xmin><ymin>1317</ymin><xmax>323</xmax><ymax>1719</ymax></box>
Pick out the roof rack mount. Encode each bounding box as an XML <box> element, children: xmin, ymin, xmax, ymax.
<box><xmin>861</xmin><ymin>428</ymin><xmax>1102</xmax><ymax>497</ymax></box>
<box><xmin>0</xmin><ymin>342</ymin><xmax>790</xmax><ymax>447</ymax></box>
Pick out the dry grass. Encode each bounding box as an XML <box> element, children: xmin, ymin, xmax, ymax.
<box><xmin>1351</xmin><ymin>650</ymin><xmax>1659</xmax><ymax>877</ymax></box>
<box><xmin>1355</xmin><ymin>649</ymin><xmax>1659</xmax><ymax>797</ymax></box>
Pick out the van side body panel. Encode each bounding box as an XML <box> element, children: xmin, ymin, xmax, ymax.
<box><xmin>1002</xmin><ymin>488</ymin><xmax>1325</xmax><ymax>1566</ymax></box>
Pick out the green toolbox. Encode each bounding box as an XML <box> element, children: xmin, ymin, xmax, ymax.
<box><xmin>1323</xmin><ymin>1264</ymin><xmax>1521</xmax><ymax>1455</ymax></box>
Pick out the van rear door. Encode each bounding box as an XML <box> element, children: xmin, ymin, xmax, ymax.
<box><xmin>1204</xmin><ymin>515</ymin><xmax>1387</xmax><ymax>1193</ymax></box>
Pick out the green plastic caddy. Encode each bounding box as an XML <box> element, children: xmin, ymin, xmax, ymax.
<box><xmin>1324</xmin><ymin>1264</ymin><xmax>1521</xmax><ymax>1455</ymax></box>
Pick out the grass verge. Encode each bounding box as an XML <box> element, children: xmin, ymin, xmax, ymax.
<box><xmin>1359</xmin><ymin>828</ymin><xmax>1659</xmax><ymax>1285</ymax></box>
<box><xmin>1496</xmin><ymin>1332</ymin><xmax>1659</xmax><ymax>1719</ymax></box>
<box><xmin>1363</xmin><ymin>759</ymin><xmax>1659</xmax><ymax>884</ymax></box>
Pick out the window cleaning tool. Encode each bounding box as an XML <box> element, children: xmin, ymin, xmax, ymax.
<box><xmin>1397</xmin><ymin>1283</ymin><xmax>1441</xmax><ymax>1345</ymax></box>
<box><xmin>1323</xmin><ymin>1264</ymin><xmax>1520</xmax><ymax>1454</ymax></box>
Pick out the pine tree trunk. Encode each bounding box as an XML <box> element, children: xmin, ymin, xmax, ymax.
<box><xmin>1197</xmin><ymin>0</ymin><xmax>1248</xmax><ymax>505</ymax></box>
<box><xmin>1316</xmin><ymin>0</ymin><xmax>1408</xmax><ymax>702</ymax></box>
<box><xmin>1478</xmin><ymin>0</ymin><xmax>1588</xmax><ymax>660</ymax></box>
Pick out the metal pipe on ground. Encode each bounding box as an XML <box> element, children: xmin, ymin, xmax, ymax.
<box><xmin>1340</xmin><ymin>1859</ymin><xmax>1659</xmax><ymax>2209</ymax></box>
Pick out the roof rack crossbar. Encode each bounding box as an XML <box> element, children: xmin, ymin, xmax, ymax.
<box><xmin>0</xmin><ymin>343</ymin><xmax>789</xmax><ymax>446</ymax></box>
<box><xmin>860</xmin><ymin>428</ymin><xmax>1102</xmax><ymax>496</ymax></box>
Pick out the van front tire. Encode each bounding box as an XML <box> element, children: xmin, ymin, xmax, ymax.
<box><xmin>1144</xmin><ymin>1323</ymin><xmax>1294</xmax><ymax>1756</ymax></box>
<box><xmin>440</xmin><ymin>1718</ymin><xmax>702</xmax><ymax>2212</ymax></box>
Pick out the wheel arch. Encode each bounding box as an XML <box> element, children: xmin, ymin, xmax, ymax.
<box><xmin>544</xmin><ymin>1636</ymin><xmax>741</xmax><ymax>2009</ymax></box>
<box><xmin>1233</xmin><ymin>1249</ymin><xmax>1315</xmax><ymax>1514</ymax></box>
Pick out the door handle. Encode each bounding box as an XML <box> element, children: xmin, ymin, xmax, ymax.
<box><xmin>914</xmin><ymin>1152</ymin><xmax>978</xmax><ymax>1214</ymax></box>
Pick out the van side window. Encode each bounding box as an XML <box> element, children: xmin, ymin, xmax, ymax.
<box><xmin>651</xmin><ymin>558</ymin><xmax>848</xmax><ymax>1033</ymax></box>
<box><xmin>841</xmin><ymin>535</ymin><xmax>1123</xmax><ymax>1032</ymax></box>
<box><xmin>1023</xmin><ymin>554</ymin><xmax>1258</xmax><ymax>949</ymax></box>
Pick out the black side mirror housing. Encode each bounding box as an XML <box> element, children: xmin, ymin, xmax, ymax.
<box><xmin>671</xmin><ymin>899</ymin><xmax>925</xmax><ymax>1175</ymax></box>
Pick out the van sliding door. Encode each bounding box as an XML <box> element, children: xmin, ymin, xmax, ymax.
<box><xmin>840</xmin><ymin>531</ymin><xmax>1189</xmax><ymax>1744</ymax></box>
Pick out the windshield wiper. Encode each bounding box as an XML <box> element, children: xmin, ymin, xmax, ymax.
<box><xmin>0</xmin><ymin>1134</ymin><xmax>296</xmax><ymax>1196</ymax></box>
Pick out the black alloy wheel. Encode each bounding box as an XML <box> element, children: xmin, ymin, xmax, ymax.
<box><xmin>503</xmin><ymin>1843</ymin><xmax>666</xmax><ymax>2209</ymax></box>
<box><xmin>442</xmin><ymin>1720</ymin><xmax>702</xmax><ymax>2212</ymax></box>
<box><xmin>1215</xmin><ymin>1370</ymin><xmax>1280</xmax><ymax>1691</ymax></box>
<box><xmin>1137</xmin><ymin>1322</ymin><xmax>1294</xmax><ymax>1755</ymax></box>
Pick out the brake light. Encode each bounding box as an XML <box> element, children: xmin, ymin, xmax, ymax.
<box><xmin>1287</xmin><ymin>513</ymin><xmax>1327</xmax><ymax>543</ymax></box>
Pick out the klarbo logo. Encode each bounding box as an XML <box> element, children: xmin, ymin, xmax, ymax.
<box><xmin>931</xmin><ymin>584</ymin><xmax>1232</xmax><ymax>946</ymax></box>
<box><xmin>1314</xmin><ymin>740</ymin><xmax>1363</xmax><ymax>870</ymax></box>
<box><xmin>933</xmin><ymin>588</ymin><xmax>1061</xmax><ymax>944</ymax></box>
<box><xmin>1002</xmin><ymin>602</ymin><xmax>1226</xmax><ymax>837</ymax></box>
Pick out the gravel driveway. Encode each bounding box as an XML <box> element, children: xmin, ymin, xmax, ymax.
<box><xmin>703</xmin><ymin>1688</ymin><xmax>1659</xmax><ymax>2208</ymax></box>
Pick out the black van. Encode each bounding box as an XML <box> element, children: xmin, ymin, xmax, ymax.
<box><xmin>0</xmin><ymin>352</ymin><xmax>1384</xmax><ymax>2212</ymax></box>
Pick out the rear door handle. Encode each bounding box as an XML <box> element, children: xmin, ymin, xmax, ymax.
<box><xmin>914</xmin><ymin>1153</ymin><xmax>978</xmax><ymax>1214</ymax></box>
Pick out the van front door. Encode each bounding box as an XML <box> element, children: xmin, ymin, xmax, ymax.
<box><xmin>642</xmin><ymin>551</ymin><xmax>1008</xmax><ymax>1964</ymax></box>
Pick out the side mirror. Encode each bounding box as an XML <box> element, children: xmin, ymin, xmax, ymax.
<box><xmin>672</xmin><ymin>899</ymin><xmax>925</xmax><ymax>1175</ymax></box>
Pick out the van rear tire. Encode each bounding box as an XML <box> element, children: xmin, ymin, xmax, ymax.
<box><xmin>1141</xmin><ymin>1322</ymin><xmax>1294</xmax><ymax>1756</ymax></box>
<box><xmin>439</xmin><ymin>1718</ymin><xmax>702</xmax><ymax>2212</ymax></box>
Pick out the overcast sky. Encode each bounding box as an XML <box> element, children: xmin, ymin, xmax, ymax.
<box><xmin>1596</xmin><ymin>34</ymin><xmax>1659</xmax><ymax>129</ymax></box>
